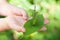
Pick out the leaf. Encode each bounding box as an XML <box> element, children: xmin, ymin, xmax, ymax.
<box><xmin>24</xmin><ymin>14</ymin><xmax>44</xmax><ymax>35</ymax></box>
<box><xmin>27</xmin><ymin>0</ymin><xmax>34</xmax><ymax>4</ymax></box>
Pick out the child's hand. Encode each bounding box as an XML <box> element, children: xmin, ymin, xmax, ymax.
<box><xmin>0</xmin><ymin>1</ymin><xmax>28</xmax><ymax>20</ymax></box>
<box><xmin>0</xmin><ymin>16</ymin><xmax>26</xmax><ymax>32</ymax></box>
<box><xmin>0</xmin><ymin>0</ymin><xmax>28</xmax><ymax>32</ymax></box>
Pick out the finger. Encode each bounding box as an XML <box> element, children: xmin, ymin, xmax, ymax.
<box><xmin>12</xmin><ymin>16</ymin><xmax>26</xmax><ymax>32</ymax></box>
<box><xmin>14</xmin><ymin>8</ymin><xmax>28</xmax><ymax>20</ymax></box>
<box><xmin>40</xmin><ymin>26</ymin><xmax>47</xmax><ymax>31</ymax></box>
<box><xmin>9</xmin><ymin>21</ymin><xmax>25</xmax><ymax>32</ymax></box>
<box><xmin>13</xmin><ymin>16</ymin><xmax>26</xmax><ymax>26</ymax></box>
<box><xmin>38</xmin><ymin>26</ymin><xmax>47</xmax><ymax>32</ymax></box>
<box><xmin>6</xmin><ymin>16</ymin><xmax>25</xmax><ymax>32</ymax></box>
<box><xmin>10</xmin><ymin>24</ymin><xmax>25</xmax><ymax>32</ymax></box>
<box><xmin>44</xmin><ymin>19</ymin><xmax>49</xmax><ymax>24</ymax></box>
<box><xmin>20</xmin><ymin>9</ymin><xmax>28</xmax><ymax>20</ymax></box>
<box><xmin>13</xmin><ymin>8</ymin><xmax>23</xmax><ymax>16</ymax></box>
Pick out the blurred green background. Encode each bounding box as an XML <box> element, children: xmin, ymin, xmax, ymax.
<box><xmin>0</xmin><ymin>0</ymin><xmax>60</xmax><ymax>40</ymax></box>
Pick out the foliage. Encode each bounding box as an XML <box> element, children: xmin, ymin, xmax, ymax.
<box><xmin>0</xmin><ymin>0</ymin><xmax>60</xmax><ymax>40</ymax></box>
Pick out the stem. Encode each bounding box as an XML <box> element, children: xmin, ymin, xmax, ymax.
<box><xmin>32</xmin><ymin>5</ymin><xmax>37</xmax><ymax>25</ymax></box>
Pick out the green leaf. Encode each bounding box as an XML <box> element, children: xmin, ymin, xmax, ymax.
<box><xmin>27</xmin><ymin>0</ymin><xmax>34</xmax><ymax>4</ymax></box>
<box><xmin>24</xmin><ymin>14</ymin><xmax>44</xmax><ymax>35</ymax></box>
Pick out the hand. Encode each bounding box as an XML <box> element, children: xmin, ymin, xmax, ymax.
<box><xmin>0</xmin><ymin>16</ymin><xmax>26</xmax><ymax>32</ymax></box>
<box><xmin>0</xmin><ymin>1</ymin><xmax>28</xmax><ymax>32</ymax></box>
<box><xmin>0</xmin><ymin>1</ymin><xmax>28</xmax><ymax>20</ymax></box>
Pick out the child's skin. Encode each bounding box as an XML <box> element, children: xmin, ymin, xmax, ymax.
<box><xmin>0</xmin><ymin>0</ymin><xmax>28</xmax><ymax>32</ymax></box>
<box><xmin>0</xmin><ymin>0</ymin><xmax>28</xmax><ymax>19</ymax></box>
<box><xmin>0</xmin><ymin>0</ymin><xmax>49</xmax><ymax>32</ymax></box>
<box><xmin>0</xmin><ymin>16</ymin><xmax>26</xmax><ymax>32</ymax></box>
